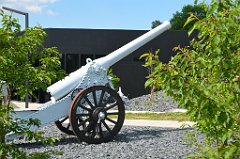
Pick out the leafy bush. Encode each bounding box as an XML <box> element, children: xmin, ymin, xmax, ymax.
<box><xmin>0</xmin><ymin>10</ymin><xmax>64</xmax><ymax>99</ymax></box>
<box><xmin>107</xmin><ymin>68</ymin><xmax>120</xmax><ymax>90</ymax></box>
<box><xmin>0</xmin><ymin>105</ymin><xmax>59</xmax><ymax>158</ymax></box>
<box><xmin>142</xmin><ymin>0</ymin><xmax>240</xmax><ymax>158</ymax></box>
<box><xmin>140</xmin><ymin>50</ymin><xmax>161</xmax><ymax>101</ymax></box>
<box><xmin>0</xmin><ymin>9</ymin><xmax>63</xmax><ymax>159</ymax></box>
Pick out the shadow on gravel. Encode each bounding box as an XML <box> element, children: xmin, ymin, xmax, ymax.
<box><xmin>17</xmin><ymin>127</ymin><xmax>194</xmax><ymax>149</ymax></box>
<box><xmin>114</xmin><ymin>127</ymin><xmax>194</xmax><ymax>143</ymax></box>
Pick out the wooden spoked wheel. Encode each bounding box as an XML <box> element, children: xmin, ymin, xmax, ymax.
<box><xmin>55</xmin><ymin>116</ymin><xmax>74</xmax><ymax>135</ymax></box>
<box><xmin>69</xmin><ymin>86</ymin><xmax>125</xmax><ymax>144</ymax></box>
<box><xmin>55</xmin><ymin>88</ymin><xmax>82</xmax><ymax>135</ymax></box>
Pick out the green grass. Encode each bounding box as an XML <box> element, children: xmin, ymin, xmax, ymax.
<box><xmin>109</xmin><ymin>112</ymin><xmax>190</xmax><ymax>121</ymax></box>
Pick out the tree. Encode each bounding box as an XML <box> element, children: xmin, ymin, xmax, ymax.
<box><xmin>0</xmin><ymin>9</ymin><xmax>63</xmax><ymax>158</ymax></box>
<box><xmin>142</xmin><ymin>0</ymin><xmax>240</xmax><ymax>158</ymax></box>
<box><xmin>0</xmin><ymin>10</ymin><xmax>63</xmax><ymax>100</ymax></box>
<box><xmin>170</xmin><ymin>3</ymin><xmax>207</xmax><ymax>30</ymax></box>
<box><xmin>151</xmin><ymin>20</ymin><xmax>162</xmax><ymax>29</ymax></box>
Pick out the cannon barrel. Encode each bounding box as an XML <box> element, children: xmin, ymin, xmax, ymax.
<box><xmin>47</xmin><ymin>21</ymin><xmax>171</xmax><ymax>101</ymax></box>
<box><xmin>94</xmin><ymin>21</ymin><xmax>171</xmax><ymax>69</ymax></box>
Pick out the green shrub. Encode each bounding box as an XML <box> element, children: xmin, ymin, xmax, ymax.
<box><xmin>0</xmin><ymin>9</ymin><xmax>63</xmax><ymax>159</ymax></box>
<box><xmin>140</xmin><ymin>50</ymin><xmax>161</xmax><ymax>102</ymax></box>
<box><xmin>107</xmin><ymin>68</ymin><xmax>120</xmax><ymax>90</ymax></box>
<box><xmin>142</xmin><ymin>0</ymin><xmax>240</xmax><ymax>158</ymax></box>
<box><xmin>0</xmin><ymin>105</ymin><xmax>59</xmax><ymax>159</ymax></box>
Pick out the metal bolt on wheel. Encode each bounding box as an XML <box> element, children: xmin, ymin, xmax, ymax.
<box><xmin>69</xmin><ymin>86</ymin><xmax>125</xmax><ymax>144</ymax></box>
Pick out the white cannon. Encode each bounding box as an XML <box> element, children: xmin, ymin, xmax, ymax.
<box><xmin>9</xmin><ymin>21</ymin><xmax>171</xmax><ymax>144</ymax></box>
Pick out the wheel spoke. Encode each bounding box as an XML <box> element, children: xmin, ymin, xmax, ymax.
<box><xmin>102</xmin><ymin>121</ymin><xmax>112</xmax><ymax>133</ymax></box>
<box><xmin>94</xmin><ymin>123</ymin><xmax>102</xmax><ymax>139</ymax></box>
<box><xmin>102</xmin><ymin>96</ymin><xmax>115</xmax><ymax>106</ymax></box>
<box><xmin>99</xmin><ymin>123</ymin><xmax>103</xmax><ymax>136</ymax></box>
<box><xmin>105</xmin><ymin>102</ymin><xmax>118</xmax><ymax>111</ymax></box>
<box><xmin>84</xmin><ymin>96</ymin><xmax>94</xmax><ymax>109</ymax></box>
<box><xmin>79</xmin><ymin>104</ymin><xmax>92</xmax><ymax>112</ymax></box>
<box><xmin>106</xmin><ymin>117</ymin><xmax>117</xmax><ymax>124</ymax></box>
<box><xmin>92</xmin><ymin>90</ymin><xmax>98</xmax><ymax>107</ymax></box>
<box><xmin>98</xmin><ymin>90</ymin><xmax>105</xmax><ymax>106</ymax></box>
<box><xmin>66</xmin><ymin>123</ymin><xmax>70</xmax><ymax>129</ymax></box>
<box><xmin>55</xmin><ymin>119</ymin><xmax>74</xmax><ymax>135</ymax></box>
<box><xmin>92</xmin><ymin>123</ymin><xmax>97</xmax><ymax>138</ymax></box>
<box><xmin>76</xmin><ymin>113</ymin><xmax>90</xmax><ymax>117</ymax></box>
<box><xmin>107</xmin><ymin>112</ymin><xmax>119</xmax><ymax>115</ymax></box>
<box><xmin>59</xmin><ymin>116</ymin><xmax>68</xmax><ymax>123</ymax></box>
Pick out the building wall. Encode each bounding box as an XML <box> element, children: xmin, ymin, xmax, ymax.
<box><xmin>43</xmin><ymin>28</ymin><xmax>193</xmax><ymax>100</ymax></box>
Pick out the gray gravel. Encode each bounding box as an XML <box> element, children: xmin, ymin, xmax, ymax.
<box><xmin>18</xmin><ymin>124</ymin><xmax>200</xmax><ymax>159</ymax></box>
<box><xmin>125</xmin><ymin>91</ymin><xmax>179</xmax><ymax>112</ymax></box>
<box><xmin>16</xmin><ymin>92</ymin><xmax>199</xmax><ymax>159</ymax></box>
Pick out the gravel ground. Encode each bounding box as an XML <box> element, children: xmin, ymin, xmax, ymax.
<box><xmin>16</xmin><ymin>92</ymin><xmax>200</xmax><ymax>159</ymax></box>
<box><xmin>18</xmin><ymin>124</ymin><xmax>200</xmax><ymax>159</ymax></box>
<box><xmin>125</xmin><ymin>91</ymin><xmax>179</xmax><ymax>112</ymax></box>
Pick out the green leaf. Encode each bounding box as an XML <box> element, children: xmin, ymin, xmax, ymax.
<box><xmin>183</xmin><ymin>14</ymin><xmax>196</xmax><ymax>29</ymax></box>
<box><xmin>188</xmin><ymin>24</ymin><xmax>196</xmax><ymax>36</ymax></box>
<box><xmin>144</xmin><ymin>78</ymin><xmax>154</xmax><ymax>88</ymax></box>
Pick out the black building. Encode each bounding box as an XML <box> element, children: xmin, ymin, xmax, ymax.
<box><xmin>43</xmin><ymin>28</ymin><xmax>192</xmax><ymax>101</ymax></box>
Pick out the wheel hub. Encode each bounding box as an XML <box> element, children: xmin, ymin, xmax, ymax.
<box><xmin>98</xmin><ymin>112</ymin><xmax>106</xmax><ymax>120</ymax></box>
<box><xmin>92</xmin><ymin>107</ymin><xmax>106</xmax><ymax>121</ymax></box>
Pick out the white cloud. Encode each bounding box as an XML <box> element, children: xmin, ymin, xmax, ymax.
<box><xmin>47</xmin><ymin>9</ymin><xmax>57</xmax><ymax>16</ymax></box>
<box><xmin>26</xmin><ymin>5</ymin><xmax>42</xmax><ymax>13</ymax></box>
<box><xmin>0</xmin><ymin>0</ymin><xmax>58</xmax><ymax>15</ymax></box>
<box><xmin>39</xmin><ymin>0</ymin><xmax>57</xmax><ymax>3</ymax></box>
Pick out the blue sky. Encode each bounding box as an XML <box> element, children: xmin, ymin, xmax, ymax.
<box><xmin>0</xmin><ymin>0</ymin><xmax>210</xmax><ymax>30</ymax></box>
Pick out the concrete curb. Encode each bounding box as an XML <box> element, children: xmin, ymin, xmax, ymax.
<box><xmin>123</xmin><ymin>119</ymin><xmax>194</xmax><ymax>128</ymax></box>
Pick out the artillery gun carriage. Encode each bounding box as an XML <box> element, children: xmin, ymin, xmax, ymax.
<box><xmin>8</xmin><ymin>21</ymin><xmax>171</xmax><ymax>144</ymax></box>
